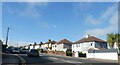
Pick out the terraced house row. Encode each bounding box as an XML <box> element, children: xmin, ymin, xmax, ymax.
<box><xmin>24</xmin><ymin>35</ymin><xmax>109</xmax><ymax>54</ymax></box>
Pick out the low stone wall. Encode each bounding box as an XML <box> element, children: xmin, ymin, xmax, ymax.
<box><xmin>47</xmin><ymin>51</ymin><xmax>66</xmax><ymax>56</ymax></box>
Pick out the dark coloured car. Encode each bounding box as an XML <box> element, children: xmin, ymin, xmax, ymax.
<box><xmin>20</xmin><ymin>48</ymin><xmax>29</xmax><ymax>54</ymax></box>
<box><xmin>27</xmin><ymin>49</ymin><xmax>39</xmax><ymax>57</ymax></box>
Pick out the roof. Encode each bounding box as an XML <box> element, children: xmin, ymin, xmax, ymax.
<box><xmin>56</xmin><ymin>39</ymin><xmax>73</xmax><ymax>44</ymax></box>
<box><xmin>74</xmin><ymin>36</ymin><xmax>106</xmax><ymax>44</ymax></box>
<box><xmin>45</xmin><ymin>40</ymin><xmax>56</xmax><ymax>44</ymax></box>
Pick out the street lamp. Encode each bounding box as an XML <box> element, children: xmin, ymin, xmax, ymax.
<box><xmin>5</xmin><ymin>27</ymin><xmax>9</xmax><ymax>46</ymax></box>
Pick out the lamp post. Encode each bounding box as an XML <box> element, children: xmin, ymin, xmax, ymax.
<box><xmin>5</xmin><ymin>27</ymin><xmax>9</xmax><ymax>46</ymax></box>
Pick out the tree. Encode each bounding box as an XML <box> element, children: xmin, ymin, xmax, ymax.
<box><xmin>107</xmin><ymin>33</ymin><xmax>115</xmax><ymax>48</ymax></box>
<box><xmin>107</xmin><ymin>33</ymin><xmax>120</xmax><ymax>48</ymax></box>
<box><xmin>114</xmin><ymin>33</ymin><xmax>120</xmax><ymax>46</ymax></box>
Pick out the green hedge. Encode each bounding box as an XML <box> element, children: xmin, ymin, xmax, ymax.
<box><xmin>66</xmin><ymin>52</ymin><xmax>72</xmax><ymax>56</ymax></box>
<box><xmin>79</xmin><ymin>52</ymin><xmax>86</xmax><ymax>57</ymax></box>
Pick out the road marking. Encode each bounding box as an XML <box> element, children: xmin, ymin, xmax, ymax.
<box><xmin>61</xmin><ymin>59</ymin><xmax>82</xmax><ymax>63</ymax></box>
<box><xmin>16</xmin><ymin>54</ymin><xmax>26</xmax><ymax>65</ymax></box>
<box><xmin>49</xmin><ymin>57</ymin><xmax>59</xmax><ymax>60</ymax></box>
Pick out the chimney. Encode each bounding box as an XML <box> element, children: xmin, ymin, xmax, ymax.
<box><xmin>86</xmin><ymin>35</ymin><xmax>90</xmax><ymax>38</ymax></box>
<box><xmin>40</xmin><ymin>42</ymin><xmax>43</xmax><ymax>44</ymax></box>
<box><xmin>34</xmin><ymin>42</ymin><xmax>37</xmax><ymax>45</ymax></box>
<box><xmin>48</xmin><ymin>39</ymin><xmax>51</xmax><ymax>42</ymax></box>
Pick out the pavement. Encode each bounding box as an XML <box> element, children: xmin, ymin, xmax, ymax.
<box><xmin>2</xmin><ymin>53</ymin><xmax>22</xmax><ymax>65</ymax></box>
<box><xmin>42</xmin><ymin>53</ymin><xmax>118</xmax><ymax>63</ymax></box>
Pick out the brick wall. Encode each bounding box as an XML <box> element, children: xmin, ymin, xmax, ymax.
<box><xmin>47</xmin><ymin>51</ymin><xmax>66</xmax><ymax>56</ymax></box>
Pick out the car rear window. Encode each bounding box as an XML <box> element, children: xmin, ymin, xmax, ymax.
<box><xmin>14</xmin><ymin>48</ymin><xmax>19</xmax><ymax>50</ymax></box>
<box><xmin>30</xmin><ymin>49</ymin><xmax>38</xmax><ymax>52</ymax></box>
<box><xmin>22</xmin><ymin>49</ymin><xmax>28</xmax><ymax>50</ymax></box>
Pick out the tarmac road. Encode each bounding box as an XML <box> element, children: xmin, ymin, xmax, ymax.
<box><xmin>2</xmin><ymin>53</ymin><xmax>119</xmax><ymax>65</ymax></box>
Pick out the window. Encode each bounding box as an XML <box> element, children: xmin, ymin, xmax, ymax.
<box><xmin>76</xmin><ymin>44</ymin><xmax>78</xmax><ymax>47</ymax></box>
<box><xmin>91</xmin><ymin>43</ymin><xmax>92</xmax><ymax>46</ymax></box>
<box><xmin>55</xmin><ymin>45</ymin><xmax>57</xmax><ymax>47</ymax></box>
<box><xmin>79</xmin><ymin>44</ymin><xmax>80</xmax><ymax>47</ymax></box>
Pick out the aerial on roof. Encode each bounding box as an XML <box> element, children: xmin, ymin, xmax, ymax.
<box><xmin>74</xmin><ymin>36</ymin><xmax>106</xmax><ymax>44</ymax></box>
<box><xmin>56</xmin><ymin>39</ymin><xmax>73</xmax><ymax>44</ymax></box>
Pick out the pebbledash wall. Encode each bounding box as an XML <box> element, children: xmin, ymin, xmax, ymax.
<box><xmin>87</xmin><ymin>49</ymin><xmax>118</xmax><ymax>60</ymax></box>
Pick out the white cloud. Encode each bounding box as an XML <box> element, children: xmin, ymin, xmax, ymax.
<box><xmin>100</xmin><ymin>4</ymin><xmax>117</xmax><ymax>21</ymax></box>
<box><xmin>86</xmin><ymin>14</ymin><xmax>99</xmax><ymax>25</ymax></box>
<box><xmin>2</xmin><ymin>0</ymin><xmax>119</xmax><ymax>2</ymax></box>
<box><xmin>52</xmin><ymin>24</ymin><xmax>57</xmax><ymax>29</ymax></box>
<box><xmin>6</xmin><ymin>40</ymin><xmax>32</xmax><ymax>47</ymax></box>
<box><xmin>19</xmin><ymin>2</ymin><xmax>48</xmax><ymax>18</ymax></box>
<box><xmin>85</xmin><ymin>4</ymin><xmax>118</xmax><ymax>37</ymax></box>
<box><xmin>19</xmin><ymin>5</ymin><xmax>40</xmax><ymax>18</ymax></box>
<box><xmin>85</xmin><ymin>4</ymin><xmax>117</xmax><ymax>25</ymax></box>
<box><xmin>37</xmin><ymin>22</ymin><xmax>50</xmax><ymax>28</ymax></box>
<box><xmin>37</xmin><ymin>22</ymin><xmax>57</xmax><ymax>29</ymax></box>
<box><xmin>6</xmin><ymin>2</ymin><xmax>48</xmax><ymax>18</ymax></box>
<box><xmin>73</xmin><ymin>2</ymin><xmax>93</xmax><ymax>16</ymax></box>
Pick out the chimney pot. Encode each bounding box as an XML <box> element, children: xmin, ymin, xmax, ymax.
<box><xmin>49</xmin><ymin>39</ymin><xmax>51</xmax><ymax>42</ymax></box>
<box><xmin>86</xmin><ymin>35</ymin><xmax>90</xmax><ymax>38</ymax></box>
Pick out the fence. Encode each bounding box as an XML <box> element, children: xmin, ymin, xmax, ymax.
<box><xmin>87</xmin><ymin>49</ymin><xmax>118</xmax><ymax>60</ymax></box>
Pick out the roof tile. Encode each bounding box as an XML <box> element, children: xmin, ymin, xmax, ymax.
<box><xmin>74</xmin><ymin>36</ymin><xmax>106</xmax><ymax>44</ymax></box>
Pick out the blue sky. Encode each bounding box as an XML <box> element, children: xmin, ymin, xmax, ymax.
<box><xmin>2</xmin><ymin>2</ymin><xmax>118</xmax><ymax>46</ymax></box>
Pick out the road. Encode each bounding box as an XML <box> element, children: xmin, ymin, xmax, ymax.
<box><xmin>2</xmin><ymin>53</ymin><xmax>119</xmax><ymax>65</ymax></box>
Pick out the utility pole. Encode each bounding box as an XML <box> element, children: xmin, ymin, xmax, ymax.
<box><xmin>5</xmin><ymin>27</ymin><xmax>9</xmax><ymax>46</ymax></box>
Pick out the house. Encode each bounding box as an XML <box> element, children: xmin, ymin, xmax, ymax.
<box><xmin>40</xmin><ymin>39</ymin><xmax>56</xmax><ymax>51</ymax></box>
<box><xmin>52</xmin><ymin>39</ymin><xmax>73</xmax><ymax>52</ymax></box>
<box><xmin>29</xmin><ymin>42</ymin><xmax>38</xmax><ymax>49</ymax></box>
<box><xmin>34</xmin><ymin>44</ymin><xmax>40</xmax><ymax>49</ymax></box>
<box><xmin>44</xmin><ymin>39</ymin><xmax>56</xmax><ymax>50</ymax></box>
<box><xmin>72</xmin><ymin>35</ymin><xmax>108</xmax><ymax>53</ymax></box>
<box><xmin>29</xmin><ymin>44</ymin><xmax>33</xmax><ymax>49</ymax></box>
<box><xmin>25</xmin><ymin>45</ymin><xmax>29</xmax><ymax>49</ymax></box>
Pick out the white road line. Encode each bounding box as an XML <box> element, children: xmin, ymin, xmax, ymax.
<box><xmin>62</xmin><ymin>60</ymin><xmax>82</xmax><ymax>63</ymax></box>
<box><xmin>49</xmin><ymin>57</ymin><xmax>59</xmax><ymax>60</ymax></box>
<box><xmin>16</xmin><ymin>54</ymin><xmax>26</xmax><ymax>65</ymax></box>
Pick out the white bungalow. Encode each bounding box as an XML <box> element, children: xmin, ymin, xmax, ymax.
<box><xmin>52</xmin><ymin>39</ymin><xmax>73</xmax><ymax>52</ymax></box>
<box><xmin>72</xmin><ymin>35</ymin><xmax>108</xmax><ymax>53</ymax></box>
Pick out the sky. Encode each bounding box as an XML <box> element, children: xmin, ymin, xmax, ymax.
<box><xmin>2</xmin><ymin>2</ymin><xmax>118</xmax><ymax>46</ymax></box>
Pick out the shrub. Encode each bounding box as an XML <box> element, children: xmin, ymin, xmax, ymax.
<box><xmin>79</xmin><ymin>52</ymin><xmax>86</xmax><ymax>57</ymax></box>
<box><xmin>66</xmin><ymin>52</ymin><xmax>72</xmax><ymax>56</ymax></box>
<box><xmin>37</xmin><ymin>48</ymin><xmax>41</xmax><ymax>51</ymax></box>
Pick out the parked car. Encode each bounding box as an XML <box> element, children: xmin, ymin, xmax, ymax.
<box><xmin>27</xmin><ymin>49</ymin><xmax>39</xmax><ymax>57</ymax></box>
<box><xmin>12</xmin><ymin>48</ymin><xmax>20</xmax><ymax>54</ymax></box>
<box><xmin>6</xmin><ymin>48</ymin><xmax>13</xmax><ymax>53</ymax></box>
<box><xmin>20</xmin><ymin>48</ymin><xmax>29</xmax><ymax>54</ymax></box>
